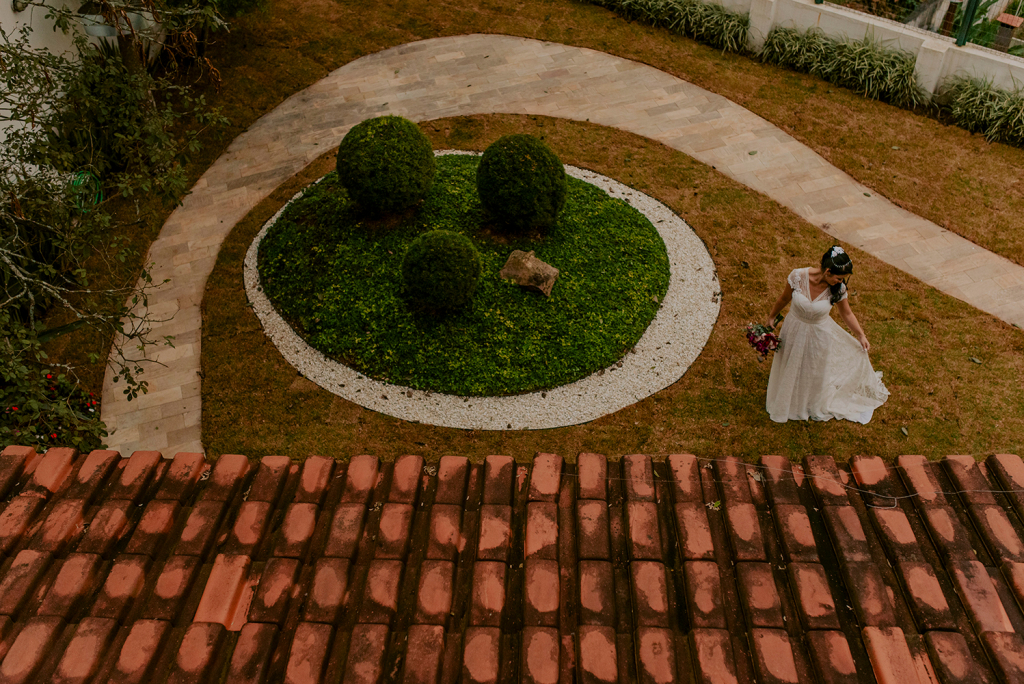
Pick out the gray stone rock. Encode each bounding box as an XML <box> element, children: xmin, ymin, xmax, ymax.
<box><xmin>499</xmin><ymin>250</ymin><xmax>559</xmax><ymax>297</ymax></box>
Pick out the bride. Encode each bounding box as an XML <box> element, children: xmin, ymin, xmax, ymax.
<box><xmin>764</xmin><ymin>245</ymin><xmax>889</xmax><ymax>424</ymax></box>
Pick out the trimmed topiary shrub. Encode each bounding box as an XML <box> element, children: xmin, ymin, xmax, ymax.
<box><xmin>476</xmin><ymin>134</ymin><xmax>567</xmax><ymax>233</ymax></box>
<box><xmin>402</xmin><ymin>230</ymin><xmax>482</xmax><ymax>310</ymax></box>
<box><xmin>336</xmin><ymin>115</ymin><xmax>435</xmax><ymax>216</ymax></box>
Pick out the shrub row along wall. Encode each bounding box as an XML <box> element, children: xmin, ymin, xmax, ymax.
<box><xmin>585</xmin><ymin>0</ymin><xmax>751</xmax><ymax>51</ymax></box>
<box><xmin>746</xmin><ymin>0</ymin><xmax>1024</xmax><ymax>94</ymax></box>
<box><xmin>584</xmin><ymin>0</ymin><xmax>1024</xmax><ymax>92</ymax></box>
<box><xmin>582</xmin><ymin>0</ymin><xmax>1024</xmax><ymax>144</ymax></box>
<box><xmin>758</xmin><ymin>26</ymin><xmax>927</xmax><ymax>107</ymax></box>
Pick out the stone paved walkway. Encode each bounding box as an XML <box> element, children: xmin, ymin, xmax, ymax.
<box><xmin>2</xmin><ymin>446</ymin><xmax>1024</xmax><ymax>682</ymax></box>
<box><xmin>101</xmin><ymin>34</ymin><xmax>1024</xmax><ymax>456</ymax></box>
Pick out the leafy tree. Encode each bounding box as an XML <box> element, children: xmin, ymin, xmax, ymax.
<box><xmin>1</xmin><ymin>4</ymin><xmax>227</xmax><ymax>450</ymax></box>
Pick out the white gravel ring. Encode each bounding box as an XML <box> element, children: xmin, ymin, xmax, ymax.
<box><xmin>243</xmin><ymin>150</ymin><xmax>720</xmax><ymax>430</ymax></box>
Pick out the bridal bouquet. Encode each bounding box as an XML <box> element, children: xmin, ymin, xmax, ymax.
<box><xmin>746</xmin><ymin>316</ymin><xmax>782</xmax><ymax>362</ymax></box>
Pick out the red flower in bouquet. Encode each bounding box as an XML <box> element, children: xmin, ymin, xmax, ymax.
<box><xmin>745</xmin><ymin>315</ymin><xmax>783</xmax><ymax>362</ymax></box>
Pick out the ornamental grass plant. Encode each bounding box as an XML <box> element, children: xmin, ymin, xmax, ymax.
<box><xmin>585</xmin><ymin>0</ymin><xmax>750</xmax><ymax>52</ymax></box>
<box><xmin>758</xmin><ymin>27</ymin><xmax>927</xmax><ymax>109</ymax></box>
<box><xmin>940</xmin><ymin>77</ymin><xmax>1024</xmax><ymax>147</ymax></box>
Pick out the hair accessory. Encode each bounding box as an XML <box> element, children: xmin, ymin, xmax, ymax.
<box><xmin>831</xmin><ymin>245</ymin><xmax>845</xmax><ymax>257</ymax></box>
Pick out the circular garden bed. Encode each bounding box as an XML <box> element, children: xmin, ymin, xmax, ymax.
<box><xmin>255</xmin><ymin>152</ymin><xmax>670</xmax><ymax>396</ymax></box>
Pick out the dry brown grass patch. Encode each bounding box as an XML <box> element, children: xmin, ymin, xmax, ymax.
<box><xmin>201</xmin><ymin>114</ymin><xmax>1024</xmax><ymax>462</ymax></box>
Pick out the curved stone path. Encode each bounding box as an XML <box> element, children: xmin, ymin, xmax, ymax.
<box><xmin>101</xmin><ymin>33</ymin><xmax>1024</xmax><ymax>456</ymax></box>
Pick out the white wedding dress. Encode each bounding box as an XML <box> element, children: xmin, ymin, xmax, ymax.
<box><xmin>766</xmin><ymin>268</ymin><xmax>889</xmax><ymax>424</ymax></box>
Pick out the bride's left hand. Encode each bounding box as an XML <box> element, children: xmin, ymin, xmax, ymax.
<box><xmin>858</xmin><ymin>334</ymin><xmax>870</xmax><ymax>352</ymax></box>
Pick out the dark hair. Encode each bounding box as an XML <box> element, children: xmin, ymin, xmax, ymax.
<box><xmin>821</xmin><ymin>245</ymin><xmax>853</xmax><ymax>305</ymax></box>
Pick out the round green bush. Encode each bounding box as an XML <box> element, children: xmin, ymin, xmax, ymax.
<box><xmin>476</xmin><ymin>134</ymin><xmax>567</xmax><ymax>232</ymax></box>
<box><xmin>402</xmin><ymin>230</ymin><xmax>482</xmax><ymax>310</ymax></box>
<box><xmin>335</xmin><ymin>115</ymin><xmax>435</xmax><ymax>215</ymax></box>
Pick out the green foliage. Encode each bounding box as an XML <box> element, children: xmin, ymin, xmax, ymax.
<box><xmin>476</xmin><ymin>135</ymin><xmax>567</xmax><ymax>233</ymax></box>
<box><xmin>758</xmin><ymin>27</ymin><xmax>926</xmax><ymax>109</ymax></box>
<box><xmin>402</xmin><ymin>231</ymin><xmax>482</xmax><ymax>310</ymax></box>
<box><xmin>1</xmin><ymin>21</ymin><xmax>225</xmax><ymax>449</ymax></box>
<box><xmin>583</xmin><ymin>0</ymin><xmax>749</xmax><ymax>52</ymax></box>
<box><xmin>335</xmin><ymin>115</ymin><xmax>436</xmax><ymax>216</ymax></box>
<box><xmin>258</xmin><ymin>155</ymin><xmax>670</xmax><ymax>396</ymax></box>
<box><xmin>830</xmin><ymin>0</ymin><xmax>924</xmax><ymax>23</ymax></box>
<box><xmin>1</xmin><ymin>311</ymin><xmax>106</xmax><ymax>451</ymax></box>
<box><xmin>940</xmin><ymin>76</ymin><xmax>1024</xmax><ymax>146</ymax></box>
<box><xmin>49</xmin><ymin>49</ymin><xmax>219</xmax><ymax>203</ymax></box>
<box><xmin>951</xmin><ymin>0</ymin><xmax>1001</xmax><ymax>47</ymax></box>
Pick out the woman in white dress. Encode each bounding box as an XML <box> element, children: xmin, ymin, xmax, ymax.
<box><xmin>764</xmin><ymin>245</ymin><xmax>889</xmax><ymax>424</ymax></box>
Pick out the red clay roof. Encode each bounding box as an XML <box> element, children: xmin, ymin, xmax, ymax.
<box><xmin>996</xmin><ymin>12</ymin><xmax>1024</xmax><ymax>27</ymax></box>
<box><xmin>0</xmin><ymin>446</ymin><xmax>1023</xmax><ymax>683</ymax></box>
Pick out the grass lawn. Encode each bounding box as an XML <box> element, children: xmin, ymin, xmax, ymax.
<box><xmin>202</xmin><ymin>114</ymin><xmax>1024</xmax><ymax>462</ymax></box>
<box><xmin>43</xmin><ymin>0</ymin><xmax>1024</xmax><ymax>460</ymax></box>
<box><xmin>257</xmin><ymin>154</ymin><xmax>669</xmax><ymax>395</ymax></box>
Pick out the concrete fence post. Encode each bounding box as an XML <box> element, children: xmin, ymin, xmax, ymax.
<box><xmin>916</xmin><ymin>38</ymin><xmax>954</xmax><ymax>97</ymax></box>
<box><xmin>747</xmin><ymin>0</ymin><xmax>778</xmax><ymax>52</ymax></box>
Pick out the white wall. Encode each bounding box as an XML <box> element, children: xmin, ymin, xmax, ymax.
<box><xmin>732</xmin><ymin>0</ymin><xmax>1024</xmax><ymax>94</ymax></box>
<box><xmin>1</xmin><ymin>2</ymin><xmax>82</xmax><ymax>56</ymax></box>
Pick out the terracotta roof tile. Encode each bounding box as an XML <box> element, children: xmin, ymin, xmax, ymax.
<box><xmin>36</xmin><ymin>552</ymin><xmax>103</xmax><ymax>619</ymax></box>
<box><xmin>0</xmin><ymin>497</ymin><xmax>45</xmax><ymax>555</ymax></box>
<box><xmin>481</xmin><ymin>455</ymin><xmax>515</xmax><ymax>506</ymax></box>
<box><xmin>404</xmin><ymin>624</ymin><xmax>445</xmax><ymax>684</ymax></box>
<box><xmin>0</xmin><ymin>615</ymin><xmax>64</xmax><ymax>683</ymax></box>
<box><xmin>577</xmin><ymin>625</ymin><xmax>617</xmax><ymax>684</ymax></box>
<box><xmin>0</xmin><ymin>447</ymin><xmax>34</xmax><ymax>500</ymax></box>
<box><xmin>577</xmin><ymin>453</ymin><xmax>608</xmax><ymax>501</ymax></box>
<box><xmin>143</xmin><ymin>553</ymin><xmax>202</xmax><ymax>621</ymax></box>
<box><xmin>51</xmin><ymin>616</ymin><xmax>117</xmax><ymax>684</ymax></box>
<box><xmin>806</xmin><ymin>630</ymin><xmax>858</xmax><ymax>684</ymax></box>
<box><xmin>0</xmin><ymin>448</ymin><xmax>1022</xmax><ymax>682</ymax></box>
<box><xmin>248</xmin><ymin>456</ymin><xmax>292</xmax><ymax>504</ymax></box>
<box><xmin>623</xmin><ymin>454</ymin><xmax>656</xmax><ymax>502</ymax></box>
<box><xmin>166</xmin><ymin>621</ymin><xmax>227</xmax><ymax>684</ymax></box>
<box><xmin>228</xmin><ymin>621</ymin><xmax>279</xmax><ymax>684</ymax></box>
<box><xmin>65</xmin><ymin>449</ymin><xmax>119</xmax><ymax>502</ymax></box>
<box><xmin>24</xmin><ymin>447</ymin><xmax>76</xmax><ymax>497</ymax></box>
<box><xmin>434</xmin><ymin>456</ymin><xmax>468</xmax><ymax>505</ymax></box>
<box><xmin>788</xmin><ymin>562</ymin><xmax>841</xmax><ymax>630</ymax></box>
<box><xmin>981</xmin><ymin>631</ymin><xmax>1024</xmax><ymax>682</ymax></box>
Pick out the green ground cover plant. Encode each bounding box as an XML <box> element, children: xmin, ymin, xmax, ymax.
<box><xmin>204</xmin><ymin>115</ymin><xmax>1024</xmax><ymax>461</ymax></box>
<box><xmin>256</xmin><ymin>153</ymin><xmax>670</xmax><ymax>396</ymax></box>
